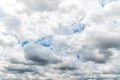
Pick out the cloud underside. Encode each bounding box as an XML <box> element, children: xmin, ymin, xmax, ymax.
<box><xmin>0</xmin><ymin>0</ymin><xmax>120</xmax><ymax>80</ymax></box>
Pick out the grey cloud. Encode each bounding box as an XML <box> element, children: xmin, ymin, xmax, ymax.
<box><xmin>8</xmin><ymin>57</ymin><xmax>22</xmax><ymax>64</ymax></box>
<box><xmin>3</xmin><ymin>15</ymin><xmax>21</xmax><ymax>29</ymax></box>
<box><xmin>80</xmin><ymin>46</ymin><xmax>113</xmax><ymax>64</ymax></box>
<box><xmin>57</xmin><ymin>60</ymin><xmax>78</xmax><ymax>71</ymax></box>
<box><xmin>46</xmin><ymin>78</ymin><xmax>53</xmax><ymax>80</ymax></box>
<box><xmin>58</xmin><ymin>66</ymin><xmax>77</xmax><ymax>71</ymax></box>
<box><xmin>5</xmin><ymin>65</ymin><xmax>34</xmax><ymax>74</ymax></box>
<box><xmin>104</xmin><ymin>1</ymin><xmax>120</xmax><ymax>16</ymax></box>
<box><xmin>24</xmin><ymin>43</ymin><xmax>62</xmax><ymax>65</ymax></box>
<box><xmin>77</xmin><ymin>77</ymin><xmax>119</xmax><ymax>80</ymax></box>
<box><xmin>99</xmin><ymin>50</ymin><xmax>113</xmax><ymax>58</ymax></box>
<box><xmin>0</xmin><ymin>0</ymin><xmax>120</xmax><ymax>79</ymax></box>
<box><xmin>46</xmin><ymin>79</ymin><xmax>53</xmax><ymax>80</ymax></box>
<box><xmin>19</xmin><ymin>0</ymin><xmax>61</xmax><ymax>12</ymax></box>
<box><xmin>78</xmin><ymin>30</ymin><xmax>120</xmax><ymax>64</ymax></box>
<box><xmin>91</xmin><ymin>36</ymin><xmax>120</xmax><ymax>49</ymax></box>
<box><xmin>0</xmin><ymin>8</ymin><xmax>6</xmax><ymax>19</ymax></box>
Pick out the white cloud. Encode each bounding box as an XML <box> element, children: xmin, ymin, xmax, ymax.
<box><xmin>0</xmin><ymin>0</ymin><xmax>120</xmax><ymax>79</ymax></box>
<box><xmin>0</xmin><ymin>33</ymin><xmax>18</xmax><ymax>47</ymax></box>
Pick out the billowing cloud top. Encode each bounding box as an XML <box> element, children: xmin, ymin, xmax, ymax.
<box><xmin>0</xmin><ymin>0</ymin><xmax>120</xmax><ymax>80</ymax></box>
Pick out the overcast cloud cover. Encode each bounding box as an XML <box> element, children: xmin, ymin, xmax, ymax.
<box><xmin>0</xmin><ymin>0</ymin><xmax>120</xmax><ymax>80</ymax></box>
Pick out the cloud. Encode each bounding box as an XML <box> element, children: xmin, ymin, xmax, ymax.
<box><xmin>5</xmin><ymin>64</ymin><xmax>34</xmax><ymax>74</ymax></box>
<box><xmin>104</xmin><ymin>1</ymin><xmax>120</xmax><ymax>16</ymax></box>
<box><xmin>19</xmin><ymin>0</ymin><xmax>61</xmax><ymax>12</ymax></box>
<box><xmin>24</xmin><ymin>43</ymin><xmax>62</xmax><ymax>65</ymax></box>
<box><xmin>0</xmin><ymin>0</ymin><xmax>120</xmax><ymax>79</ymax></box>
<box><xmin>0</xmin><ymin>33</ymin><xmax>18</xmax><ymax>47</ymax></box>
<box><xmin>3</xmin><ymin>15</ymin><xmax>22</xmax><ymax>30</ymax></box>
<box><xmin>98</xmin><ymin>0</ymin><xmax>120</xmax><ymax>7</ymax></box>
<box><xmin>0</xmin><ymin>8</ymin><xmax>6</xmax><ymax>18</ymax></box>
<box><xmin>58</xmin><ymin>64</ymin><xmax>77</xmax><ymax>71</ymax></box>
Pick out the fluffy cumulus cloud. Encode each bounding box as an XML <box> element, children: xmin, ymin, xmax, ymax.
<box><xmin>0</xmin><ymin>0</ymin><xmax>120</xmax><ymax>80</ymax></box>
<box><xmin>24</xmin><ymin>43</ymin><xmax>62</xmax><ymax>65</ymax></box>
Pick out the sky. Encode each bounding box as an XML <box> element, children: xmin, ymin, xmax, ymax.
<box><xmin>0</xmin><ymin>0</ymin><xmax>120</xmax><ymax>80</ymax></box>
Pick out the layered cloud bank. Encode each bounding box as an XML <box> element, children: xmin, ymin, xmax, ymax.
<box><xmin>0</xmin><ymin>0</ymin><xmax>120</xmax><ymax>80</ymax></box>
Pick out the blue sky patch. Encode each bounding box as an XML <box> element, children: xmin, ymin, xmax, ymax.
<box><xmin>21</xmin><ymin>40</ymin><xmax>29</xmax><ymax>47</ymax></box>
<box><xmin>73</xmin><ymin>24</ymin><xmax>86</xmax><ymax>33</ymax></box>
<box><xmin>34</xmin><ymin>35</ymin><xmax>53</xmax><ymax>47</ymax></box>
<box><xmin>77</xmin><ymin>54</ymin><xmax>80</xmax><ymax>60</ymax></box>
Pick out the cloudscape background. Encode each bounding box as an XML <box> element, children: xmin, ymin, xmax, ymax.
<box><xmin>0</xmin><ymin>0</ymin><xmax>120</xmax><ymax>80</ymax></box>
